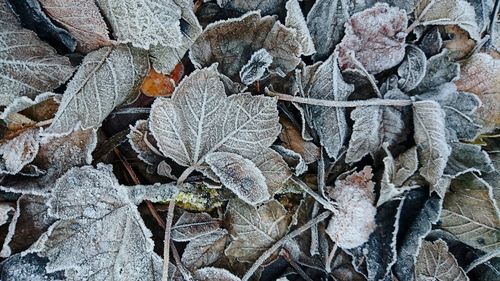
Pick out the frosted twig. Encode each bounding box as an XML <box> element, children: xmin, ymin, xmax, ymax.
<box><xmin>406</xmin><ymin>0</ymin><xmax>436</xmax><ymax>33</ymax></box>
<box><xmin>162</xmin><ymin>200</ymin><xmax>176</xmax><ymax>281</ymax></box>
<box><xmin>291</xmin><ymin>177</ymin><xmax>338</xmax><ymax>212</ymax></box>
<box><xmin>267</xmin><ymin>90</ymin><xmax>413</xmax><ymax>107</ymax></box>
<box><xmin>325</xmin><ymin>243</ymin><xmax>338</xmax><ymax>273</ymax></box>
<box><xmin>242</xmin><ymin>211</ymin><xmax>332</xmax><ymax>281</ymax></box>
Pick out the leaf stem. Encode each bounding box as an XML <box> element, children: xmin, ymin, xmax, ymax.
<box><xmin>325</xmin><ymin>243</ymin><xmax>338</xmax><ymax>273</ymax></box>
<box><xmin>242</xmin><ymin>211</ymin><xmax>332</xmax><ymax>281</ymax></box>
<box><xmin>162</xmin><ymin>200</ymin><xmax>176</xmax><ymax>281</ymax></box>
<box><xmin>267</xmin><ymin>90</ymin><xmax>413</xmax><ymax>107</ymax></box>
<box><xmin>291</xmin><ymin>177</ymin><xmax>338</xmax><ymax>212</ymax></box>
<box><xmin>177</xmin><ymin>166</ymin><xmax>196</xmax><ymax>185</ymax></box>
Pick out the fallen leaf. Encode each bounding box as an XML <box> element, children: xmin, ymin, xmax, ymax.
<box><xmin>181</xmin><ymin>228</ymin><xmax>228</xmax><ymax>270</ymax></box>
<box><xmin>239</xmin><ymin>49</ymin><xmax>273</xmax><ymax>86</ymax></box>
<box><xmin>194</xmin><ymin>267</ymin><xmax>241</xmax><ymax>281</ymax></box>
<box><xmin>140</xmin><ymin>68</ymin><xmax>176</xmax><ymax>97</ymax></box>
<box><xmin>279</xmin><ymin>117</ymin><xmax>320</xmax><ymax>164</ymax></box>
<box><xmin>285</xmin><ymin>0</ymin><xmax>315</xmax><ymax>56</ymax></box>
<box><xmin>413</xmin><ymin>49</ymin><xmax>460</xmax><ymax>94</ymax></box>
<box><xmin>171</xmin><ymin>212</ymin><xmax>220</xmax><ymax>242</ymax></box>
<box><xmin>0</xmin><ymin>253</ymin><xmax>65</xmax><ymax>281</ymax></box>
<box><xmin>0</xmin><ymin>128</ymin><xmax>40</xmax><ymax>175</ymax></box>
<box><xmin>398</xmin><ymin>45</ymin><xmax>427</xmax><ymax>92</ymax></box>
<box><xmin>216</xmin><ymin>0</ymin><xmax>286</xmax><ymax>16</ymax></box>
<box><xmin>416</xmin><ymin>239</ymin><xmax>469</xmax><ymax>281</ymax></box>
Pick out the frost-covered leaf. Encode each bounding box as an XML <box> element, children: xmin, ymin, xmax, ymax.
<box><xmin>45</xmin><ymin>46</ymin><xmax>148</xmax><ymax>136</ymax></box>
<box><xmin>413</xmin><ymin>49</ymin><xmax>460</xmax><ymax>93</ymax></box>
<box><xmin>415</xmin><ymin>0</ymin><xmax>480</xmax><ymax>41</ymax></box>
<box><xmin>306</xmin><ymin>0</ymin><xmax>369</xmax><ymax>61</ymax></box>
<box><xmin>29</xmin><ymin>165</ymin><xmax>178</xmax><ymax>280</ymax></box>
<box><xmin>190</xmin><ymin>11</ymin><xmax>302</xmax><ymax>81</ymax></box>
<box><xmin>38</xmin><ymin>0</ymin><xmax>111</xmax><ymax>52</ymax></box>
<box><xmin>225</xmin><ymin>199</ymin><xmax>292</xmax><ymax>262</ymax></box>
<box><xmin>285</xmin><ymin>0</ymin><xmax>315</xmax><ymax>56</ymax></box>
<box><xmin>445</xmin><ymin>142</ymin><xmax>494</xmax><ymax>176</ymax></box>
<box><xmin>181</xmin><ymin>228</ymin><xmax>228</xmax><ymax>270</ymax></box>
<box><xmin>272</xmin><ymin>145</ymin><xmax>307</xmax><ymax>176</ymax></box>
<box><xmin>128</xmin><ymin>120</ymin><xmax>163</xmax><ymax>167</ymax></box>
<box><xmin>416</xmin><ymin>239</ymin><xmax>469</xmax><ymax>281</ymax></box>
<box><xmin>239</xmin><ymin>49</ymin><xmax>273</xmax><ymax>85</ymax></box>
<box><xmin>326</xmin><ymin>167</ymin><xmax>376</xmax><ymax>249</ymax></box>
<box><xmin>394</xmin><ymin>189</ymin><xmax>443</xmax><ymax>281</ymax></box>
<box><xmin>412</xmin><ymin>101</ymin><xmax>451</xmax><ymax>192</ymax></box>
<box><xmin>149</xmin><ymin>0</ymin><xmax>202</xmax><ymax>74</ymax></box>
<box><xmin>95</xmin><ymin>0</ymin><xmax>183</xmax><ymax>49</ymax></box>
<box><xmin>0</xmin><ymin>0</ymin><xmax>74</xmax><ymax>106</ymax></box>
<box><xmin>299</xmin><ymin>52</ymin><xmax>354</xmax><ymax>159</ymax></box>
<box><xmin>0</xmin><ymin>128</ymin><xmax>40</xmax><ymax>175</ymax></box>
<box><xmin>216</xmin><ymin>0</ymin><xmax>286</xmax><ymax>16</ymax></box>
<box><xmin>455</xmin><ymin>53</ymin><xmax>500</xmax><ymax>129</ymax></box>
<box><xmin>337</xmin><ymin>3</ymin><xmax>408</xmax><ymax>74</ymax></box>
<box><xmin>250</xmin><ymin>148</ymin><xmax>291</xmax><ymax>195</ymax></box>
<box><xmin>398</xmin><ymin>45</ymin><xmax>427</xmax><ymax>92</ymax></box>
<box><xmin>194</xmin><ymin>267</ymin><xmax>241</xmax><ymax>281</ymax></box>
<box><xmin>279</xmin><ymin>117</ymin><xmax>320</xmax><ymax>164</ymax></box>
<box><xmin>206</xmin><ymin>152</ymin><xmax>269</xmax><ymax>205</ymax></box>
<box><xmin>419</xmin><ymin>27</ymin><xmax>442</xmax><ymax>57</ymax></box>
<box><xmin>0</xmin><ymin>93</ymin><xmax>59</xmax><ymax>122</ymax></box>
<box><xmin>171</xmin><ymin>212</ymin><xmax>220</xmax><ymax>242</ymax></box>
<box><xmin>149</xmin><ymin>65</ymin><xmax>281</xmax><ymax>178</ymax></box>
<box><xmin>440</xmin><ymin>173</ymin><xmax>500</xmax><ymax>253</ymax></box>
<box><xmin>0</xmin><ymin>253</ymin><xmax>65</xmax><ymax>281</ymax></box>
<box><xmin>378</xmin><ymin>146</ymin><xmax>419</xmax><ymax>206</ymax></box>
<box><xmin>0</xmin><ymin>204</ymin><xmax>13</xmax><ymax>227</ymax></box>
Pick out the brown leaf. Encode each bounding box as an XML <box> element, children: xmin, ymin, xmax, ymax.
<box><xmin>443</xmin><ymin>25</ymin><xmax>476</xmax><ymax>61</ymax></box>
<box><xmin>38</xmin><ymin>0</ymin><xmax>111</xmax><ymax>53</ymax></box>
<box><xmin>140</xmin><ymin>68</ymin><xmax>176</xmax><ymax>97</ymax></box>
<box><xmin>337</xmin><ymin>3</ymin><xmax>408</xmax><ymax>74</ymax></box>
<box><xmin>171</xmin><ymin>212</ymin><xmax>220</xmax><ymax>242</ymax></box>
<box><xmin>279</xmin><ymin>117</ymin><xmax>320</xmax><ymax>164</ymax></box>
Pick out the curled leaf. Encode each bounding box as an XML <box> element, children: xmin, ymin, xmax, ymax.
<box><xmin>0</xmin><ymin>128</ymin><xmax>40</xmax><ymax>175</ymax></box>
<box><xmin>239</xmin><ymin>49</ymin><xmax>273</xmax><ymax>86</ymax></box>
<box><xmin>398</xmin><ymin>45</ymin><xmax>427</xmax><ymax>92</ymax></box>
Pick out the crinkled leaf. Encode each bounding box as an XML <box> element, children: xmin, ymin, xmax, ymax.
<box><xmin>0</xmin><ymin>253</ymin><xmax>65</xmax><ymax>281</ymax></box>
<box><xmin>455</xmin><ymin>53</ymin><xmax>500</xmax><ymax>128</ymax></box>
<box><xmin>225</xmin><ymin>199</ymin><xmax>292</xmax><ymax>262</ymax></box>
<box><xmin>413</xmin><ymin>49</ymin><xmax>460</xmax><ymax>93</ymax></box>
<box><xmin>440</xmin><ymin>172</ymin><xmax>500</xmax><ymax>253</ymax></box>
<box><xmin>326</xmin><ymin>167</ymin><xmax>376</xmax><ymax>249</ymax></box>
<box><xmin>415</xmin><ymin>0</ymin><xmax>480</xmax><ymax>41</ymax></box>
<box><xmin>30</xmin><ymin>165</ymin><xmax>178</xmax><ymax>280</ymax></box>
<box><xmin>285</xmin><ymin>0</ymin><xmax>315</xmax><ymax>56</ymax></box>
<box><xmin>38</xmin><ymin>0</ymin><xmax>111</xmax><ymax>52</ymax></box>
<box><xmin>337</xmin><ymin>3</ymin><xmax>408</xmax><ymax>74</ymax></box>
<box><xmin>181</xmin><ymin>228</ymin><xmax>228</xmax><ymax>270</ymax></box>
<box><xmin>445</xmin><ymin>142</ymin><xmax>494</xmax><ymax>176</ymax></box>
<box><xmin>206</xmin><ymin>152</ymin><xmax>269</xmax><ymax>205</ymax></box>
<box><xmin>398</xmin><ymin>45</ymin><xmax>427</xmax><ymax>92</ymax></box>
<box><xmin>394</xmin><ymin>189</ymin><xmax>443</xmax><ymax>281</ymax></box>
<box><xmin>95</xmin><ymin>0</ymin><xmax>183</xmax><ymax>49</ymax></box>
<box><xmin>0</xmin><ymin>0</ymin><xmax>74</xmax><ymax>106</ymax></box>
<box><xmin>45</xmin><ymin>46</ymin><xmax>148</xmax><ymax>136</ymax></box>
<box><xmin>299</xmin><ymin>52</ymin><xmax>354</xmax><ymax>159</ymax></box>
<box><xmin>239</xmin><ymin>49</ymin><xmax>273</xmax><ymax>86</ymax></box>
<box><xmin>416</xmin><ymin>239</ymin><xmax>469</xmax><ymax>281</ymax></box>
<box><xmin>216</xmin><ymin>0</ymin><xmax>285</xmax><ymax>16</ymax></box>
<box><xmin>171</xmin><ymin>212</ymin><xmax>220</xmax><ymax>242</ymax></box>
<box><xmin>412</xmin><ymin>101</ymin><xmax>451</xmax><ymax>192</ymax></box>
<box><xmin>149</xmin><ymin>0</ymin><xmax>202</xmax><ymax>74</ymax></box>
<box><xmin>194</xmin><ymin>267</ymin><xmax>241</xmax><ymax>281</ymax></box>
<box><xmin>190</xmin><ymin>11</ymin><xmax>302</xmax><ymax>81</ymax></box>
<box><xmin>0</xmin><ymin>128</ymin><xmax>40</xmax><ymax>175</ymax></box>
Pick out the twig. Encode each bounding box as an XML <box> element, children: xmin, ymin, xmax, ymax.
<box><xmin>281</xmin><ymin>249</ymin><xmax>315</xmax><ymax>281</ymax></box>
<box><xmin>488</xmin><ymin>0</ymin><xmax>500</xmax><ymax>41</ymax></box>
<box><xmin>267</xmin><ymin>90</ymin><xmax>413</xmax><ymax>107</ymax></box>
<box><xmin>177</xmin><ymin>166</ymin><xmax>197</xmax><ymax>185</ymax></box>
<box><xmin>242</xmin><ymin>211</ymin><xmax>332</xmax><ymax>281</ymax></box>
<box><xmin>406</xmin><ymin>0</ymin><xmax>436</xmax><ymax>34</ymax></box>
<box><xmin>291</xmin><ymin>177</ymin><xmax>338</xmax><ymax>212</ymax></box>
<box><xmin>325</xmin><ymin>243</ymin><xmax>338</xmax><ymax>273</ymax></box>
<box><xmin>162</xmin><ymin>200</ymin><xmax>176</xmax><ymax>281</ymax></box>
<box><xmin>35</xmin><ymin>118</ymin><xmax>53</xmax><ymax>127</ymax></box>
<box><xmin>465</xmin><ymin>249</ymin><xmax>500</xmax><ymax>273</ymax></box>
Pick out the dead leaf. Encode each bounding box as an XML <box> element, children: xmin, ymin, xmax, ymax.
<box><xmin>0</xmin><ymin>128</ymin><xmax>40</xmax><ymax>175</ymax></box>
<box><xmin>181</xmin><ymin>228</ymin><xmax>228</xmax><ymax>270</ymax></box>
<box><xmin>141</xmin><ymin>68</ymin><xmax>176</xmax><ymax>97</ymax></box>
<box><xmin>416</xmin><ymin>239</ymin><xmax>469</xmax><ymax>281</ymax></box>
<box><xmin>171</xmin><ymin>212</ymin><xmax>220</xmax><ymax>242</ymax></box>
<box><xmin>279</xmin><ymin>117</ymin><xmax>319</xmax><ymax>164</ymax></box>
<box><xmin>194</xmin><ymin>267</ymin><xmax>241</xmax><ymax>281</ymax></box>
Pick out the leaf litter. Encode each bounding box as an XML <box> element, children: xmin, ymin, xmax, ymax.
<box><xmin>0</xmin><ymin>0</ymin><xmax>499</xmax><ymax>280</ymax></box>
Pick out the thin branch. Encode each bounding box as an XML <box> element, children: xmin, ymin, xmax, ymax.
<box><xmin>291</xmin><ymin>177</ymin><xmax>338</xmax><ymax>212</ymax></box>
<box><xmin>406</xmin><ymin>0</ymin><xmax>436</xmax><ymax>34</ymax></box>
<box><xmin>170</xmin><ymin>240</ymin><xmax>194</xmax><ymax>281</ymax></box>
<box><xmin>242</xmin><ymin>211</ymin><xmax>332</xmax><ymax>281</ymax></box>
<box><xmin>35</xmin><ymin>118</ymin><xmax>53</xmax><ymax>127</ymax></box>
<box><xmin>281</xmin><ymin>249</ymin><xmax>315</xmax><ymax>281</ymax></box>
<box><xmin>267</xmin><ymin>90</ymin><xmax>413</xmax><ymax>107</ymax></box>
<box><xmin>162</xmin><ymin>200</ymin><xmax>176</xmax><ymax>281</ymax></box>
<box><xmin>325</xmin><ymin>243</ymin><xmax>338</xmax><ymax>273</ymax></box>
<box><xmin>177</xmin><ymin>166</ymin><xmax>197</xmax><ymax>185</ymax></box>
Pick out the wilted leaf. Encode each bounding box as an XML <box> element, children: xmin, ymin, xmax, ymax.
<box><xmin>216</xmin><ymin>0</ymin><xmax>285</xmax><ymax>16</ymax></box>
<box><xmin>239</xmin><ymin>49</ymin><xmax>273</xmax><ymax>85</ymax></box>
<box><xmin>149</xmin><ymin>0</ymin><xmax>202</xmax><ymax>74</ymax></box>
<box><xmin>326</xmin><ymin>167</ymin><xmax>376</xmax><ymax>249</ymax></box>
<box><xmin>171</xmin><ymin>212</ymin><xmax>220</xmax><ymax>242</ymax></box>
<box><xmin>38</xmin><ymin>0</ymin><xmax>111</xmax><ymax>52</ymax></box>
<box><xmin>445</xmin><ymin>142</ymin><xmax>494</xmax><ymax>176</ymax></box>
<box><xmin>0</xmin><ymin>128</ymin><xmax>40</xmax><ymax>175</ymax></box>
<box><xmin>455</xmin><ymin>53</ymin><xmax>500</xmax><ymax>128</ymax></box>
<box><xmin>416</xmin><ymin>239</ymin><xmax>469</xmax><ymax>281</ymax></box>
<box><xmin>337</xmin><ymin>3</ymin><xmax>408</xmax><ymax>74</ymax></box>
<box><xmin>412</xmin><ymin>101</ymin><xmax>451</xmax><ymax>193</ymax></box>
<box><xmin>181</xmin><ymin>228</ymin><xmax>228</xmax><ymax>270</ymax></box>
<box><xmin>413</xmin><ymin>49</ymin><xmax>460</xmax><ymax>93</ymax></box>
<box><xmin>415</xmin><ymin>0</ymin><xmax>480</xmax><ymax>41</ymax></box>
<box><xmin>95</xmin><ymin>0</ymin><xmax>183</xmax><ymax>49</ymax></box>
<box><xmin>299</xmin><ymin>52</ymin><xmax>354</xmax><ymax>159</ymax></box>
<box><xmin>285</xmin><ymin>0</ymin><xmax>315</xmax><ymax>56</ymax></box>
<box><xmin>279</xmin><ymin>117</ymin><xmax>319</xmax><ymax>164</ymax></box>
<box><xmin>440</xmin><ymin>172</ymin><xmax>500</xmax><ymax>253</ymax></box>
<box><xmin>45</xmin><ymin>46</ymin><xmax>149</xmax><ymax>136</ymax></box>
<box><xmin>206</xmin><ymin>152</ymin><xmax>270</xmax><ymax>205</ymax></box>
<box><xmin>0</xmin><ymin>0</ymin><xmax>74</xmax><ymax>106</ymax></box>
<box><xmin>194</xmin><ymin>267</ymin><xmax>241</xmax><ymax>281</ymax></box>
<box><xmin>0</xmin><ymin>253</ymin><xmax>65</xmax><ymax>281</ymax></box>
<box><xmin>398</xmin><ymin>45</ymin><xmax>427</xmax><ymax>92</ymax></box>
<box><xmin>29</xmin><ymin>165</ymin><xmax>178</xmax><ymax>280</ymax></box>
<box><xmin>225</xmin><ymin>199</ymin><xmax>292</xmax><ymax>262</ymax></box>
<box><xmin>190</xmin><ymin>11</ymin><xmax>302</xmax><ymax>81</ymax></box>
